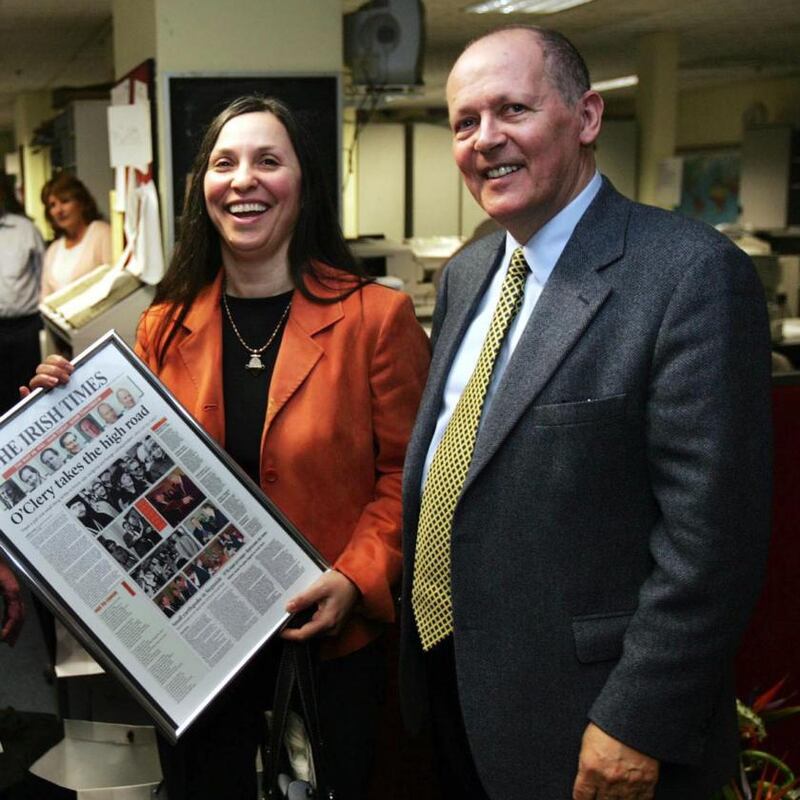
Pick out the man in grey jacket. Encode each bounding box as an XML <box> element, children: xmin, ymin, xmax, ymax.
<box><xmin>400</xmin><ymin>25</ymin><xmax>771</xmax><ymax>800</ymax></box>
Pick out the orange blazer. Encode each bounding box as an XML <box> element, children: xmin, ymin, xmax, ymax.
<box><xmin>135</xmin><ymin>268</ymin><xmax>431</xmax><ymax>658</ymax></box>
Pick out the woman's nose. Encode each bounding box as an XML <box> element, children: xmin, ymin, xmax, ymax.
<box><xmin>230</xmin><ymin>161</ymin><xmax>257</xmax><ymax>189</ymax></box>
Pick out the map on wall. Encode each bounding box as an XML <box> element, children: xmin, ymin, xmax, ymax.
<box><xmin>676</xmin><ymin>150</ymin><xmax>741</xmax><ymax>226</ymax></box>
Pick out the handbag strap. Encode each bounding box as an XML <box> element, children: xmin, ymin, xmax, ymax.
<box><xmin>263</xmin><ymin>641</ymin><xmax>335</xmax><ymax>800</ymax></box>
<box><xmin>264</xmin><ymin>643</ymin><xmax>297</xmax><ymax>798</ymax></box>
<box><xmin>292</xmin><ymin>641</ymin><xmax>332</xmax><ymax>797</ymax></box>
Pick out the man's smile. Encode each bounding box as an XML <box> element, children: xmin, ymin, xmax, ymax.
<box><xmin>484</xmin><ymin>164</ymin><xmax>522</xmax><ymax>179</ymax></box>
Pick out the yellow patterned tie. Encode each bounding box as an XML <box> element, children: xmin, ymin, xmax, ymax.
<box><xmin>412</xmin><ymin>247</ymin><xmax>530</xmax><ymax>651</ymax></box>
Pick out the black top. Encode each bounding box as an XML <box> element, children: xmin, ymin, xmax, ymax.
<box><xmin>221</xmin><ymin>291</ymin><xmax>293</xmax><ymax>484</ymax></box>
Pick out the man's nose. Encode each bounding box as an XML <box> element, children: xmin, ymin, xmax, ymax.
<box><xmin>475</xmin><ymin>116</ymin><xmax>505</xmax><ymax>153</ymax></box>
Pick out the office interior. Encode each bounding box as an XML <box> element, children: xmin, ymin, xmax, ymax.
<box><xmin>0</xmin><ymin>0</ymin><xmax>799</xmax><ymax>797</ymax></box>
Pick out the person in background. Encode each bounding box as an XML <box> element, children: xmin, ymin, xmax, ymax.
<box><xmin>28</xmin><ymin>93</ymin><xmax>430</xmax><ymax>800</ymax></box>
<box><xmin>89</xmin><ymin>480</ymin><xmax>121</xmax><ymax>517</ymax></box>
<box><xmin>171</xmin><ymin>527</ymin><xmax>201</xmax><ymax>563</ymax></box>
<box><xmin>0</xmin><ymin>481</ymin><xmax>24</xmax><ymax>510</ymax></box>
<box><xmin>77</xmin><ymin>414</ymin><xmax>103</xmax><ymax>439</ymax></box>
<box><xmin>39</xmin><ymin>447</ymin><xmax>65</xmax><ymax>472</ymax></box>
<box><xmin>138</xmin><ymin>437</ymin><xmax>172</xmax><ymax>482</ymax></box>
<box><xmin>67</xmin><ymin>496</ymin><xmax>112</xmax><ymax>533</ymax></box>
<box><xmin>40</xmin><ymin>173</ymin><xmax>111</xmax><ymax>296</ymax></box>
<box><xmin>97</xmin><ymin>401</ymin><xmax>120</xmax><ymax>425</ymax></box>
<box><xmin>0</xmin><ymin>172</ymin><xmax>43</xmax><ymax>415</ymax></box>
<box><xmin>59</xmin><ymin>430</ymin><xmax>82</xmax><ymax>457</ymax></box>
<box><xmin>116</xmin><ymin>386</ymin><xmax>138</xmax><ymax>409</ymax></box>
<box><xmin>108</xmin><ymin>542</ymin><xmax>137</xmax><ymax>571</ymax></box>
<box><xmin>17</xmin><ymin>465</ymin><xmax>43</xmax><ymax>492</ymax></box>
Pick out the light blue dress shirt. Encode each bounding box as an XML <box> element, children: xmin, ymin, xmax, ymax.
<box><xmin>0</xmin><ymin>212</ymin><xmax>44</xmax><ymax>318</ymax></box>
<box><xmin>421</xmin><ymin>171</ymin><xmax>602</xmax><ymax>487</ymax></box>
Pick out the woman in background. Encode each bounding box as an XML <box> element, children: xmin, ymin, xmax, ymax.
<box><xmin>41</xmin><ymin>173</ymin><xmax>111</xmax><ymax>295</ymax></box>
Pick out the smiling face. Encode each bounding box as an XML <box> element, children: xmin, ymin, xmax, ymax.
<box><xmin>46</xmin><ymin>193</ymin><xmax>87</xmax><ymax>240</ymax></box>
<box><xmin>98</xmin><ymin>403</ymin><xmax>119</xmax><ymax>424</ymax></box>
<box><xmin>203</xmin><ymin>111</ymin><xmax>302</xmax><ymax>269</ymax></box>
<box><xmin>446</xmin><ymin>29</ymin><xmax>602</xmax><ymax>243</ymax></box>
<box><xmin>19</xmin><ymin>466</ymin><xmax>40</xmax><ymax>489</ymax></box>
<box><xmin>125</xmin><ymin>458</ymin><xmax>144</xmax><ymax>479</ymax></box>
<box><xmin>41</xmin><ymin>448</ymin><xmax>63</xmax><ymax>471</ymax></box>
<box><xmin>70</xmin><ymin>499</ymin><xmax>88</xmax><ymax>519</ymax></box>
<box><xmin>61</xmin><ymin>432</ymin><xmax>81</xmax><ymax>455</ymax></box>
<box><xmin>116</xmin><ymin>388</ymin><xmax>136</xmax><ymax>409</ymax></box>
<box><xmin>79</xmin><ymin>418</ymin><xmax>100</xmax><ymax>437</ymax></box>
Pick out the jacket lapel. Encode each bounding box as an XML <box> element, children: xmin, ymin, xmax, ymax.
<box><xmin>175</xmin><ymin>272</ymin><xmax>226</xmax><ymax>444</ymax></box>
<box><xmin>465</xmin><ymin>181</ymin><xmax>630</xmax><ymax>489</ymax></box>
<box><xmin>264</xmin><ymin>280</ymin><xmax>343</xmax><ymax>433</ymax></box>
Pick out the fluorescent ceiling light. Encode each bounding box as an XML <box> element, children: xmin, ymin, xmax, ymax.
<box><xmin>465</xmin><ymin>0</ymin><xmax>594</xmax><ymax>14</ymax></box>
<box><xmin>591</xmin><ymin>74</ymin><xmax>639</xmax><ymax>92</ymax></box>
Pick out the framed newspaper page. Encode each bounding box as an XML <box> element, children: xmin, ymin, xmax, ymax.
<box><xmin>0</xmin><ymin>331</ymin><xmax>327</xmax><ymax>741</ymax></box>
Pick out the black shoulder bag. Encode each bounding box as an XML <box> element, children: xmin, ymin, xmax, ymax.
<box><xmin>262</xmin><ymin>641</ymin><xmax>336</xmax><ymax>800</ymax></box>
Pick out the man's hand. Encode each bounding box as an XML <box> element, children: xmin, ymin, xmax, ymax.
<box><xmin>573</xmin><ymin>722</ymin><xmax>659</xmax><ymax>800</ymax></box>
<box><xmin>281</xmin><ymin>570</ymin><xmax>360</xmax><ymax>641</ymax></box>
<box><xmin>0</xmin><ymin>558</ymin><xmax>25</xmax><ymax>646</ymax></box>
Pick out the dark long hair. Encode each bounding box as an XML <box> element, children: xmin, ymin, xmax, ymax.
<box><xmin>40</xmin><ymin>173</ymin><xmax>103</xmax><ymax>236</ymax></box>
<box><xmin>152</xmin><ymin>95</ymin><xmax>365</xmax><ymax>368</ymax></box>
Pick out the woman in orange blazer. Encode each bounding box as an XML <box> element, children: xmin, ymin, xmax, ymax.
<box><xmin>31</xmin><ymin>95</ymin><xmax>430</xmax><ymax>800</ymax></box>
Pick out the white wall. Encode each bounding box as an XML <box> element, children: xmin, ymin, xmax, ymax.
<box><xmin>411</xmin><ymin>123</ymin><xmax>460</xmax><ymax>237</ymax></box>
<box><xmin>595</xmin><ymin>119</ymin><xmax>637</xmax><ymax>200</ymax></box>
<box><xmin>112</xmin><ymin>0</ymin><xmax>156</xmax><ymax>79</ymax></box>
<box><xmin>678</xmin><ymin>74</ymin><xmax>800</xmax><ymax>150</ymax></box>
<box><xmin>154</xmin><ymin>0</ymin><xmax>341</xmax><ymax>73</ymax></box>
<box><xmin>357</xmin><ymin>123</ymin><xmax>405</xmax><ymax>242</ymax></box>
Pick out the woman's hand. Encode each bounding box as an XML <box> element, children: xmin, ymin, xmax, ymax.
<box><xmin>281</xmin><ymin>570</ymin><xmax>360</xmax><ymax>641</ymax></box>
<box><xmin>19</xmin><ymin>355</ymin><xmax>74</xmax><ymax>399</ymax></box>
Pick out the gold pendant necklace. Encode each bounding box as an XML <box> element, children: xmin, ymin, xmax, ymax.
<box><xmin>222</xmin><ymin>287</ymin><xmax>292</xmax><ymax>374</ymax></box>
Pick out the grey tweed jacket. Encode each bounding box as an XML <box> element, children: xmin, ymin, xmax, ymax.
<box><xmin>399</xmin><ymin>179</ymin><xmax>772</xmax><ymax>799</ymax></box>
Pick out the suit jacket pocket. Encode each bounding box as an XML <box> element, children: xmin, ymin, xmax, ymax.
<box><xmin>572</xmin><ymin>610</ymin><xmax>635</xmax><ymax>664</ymax></box>
<box><xmin>532</xmin><ymin>393</ymin><xmax>627</xmax><ymax>426</ymax></box>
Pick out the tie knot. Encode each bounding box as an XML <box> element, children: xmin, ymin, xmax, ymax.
<box><xmin>510</xmin><ymin>247</ymin><xmax>529</xmax><ymax>276</ymax></box>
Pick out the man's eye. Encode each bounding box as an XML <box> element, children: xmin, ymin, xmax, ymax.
<box><xmin>505</xmin><ymin>104</ymin><xmax>526</xmax><ymax>114</ymax></box>
<box><xmin>454</xmin><ymin>118</ymin><xmax>475</xmax><ymax>134</ymax></box>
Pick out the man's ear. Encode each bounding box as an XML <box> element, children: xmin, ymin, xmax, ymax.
<box><xmin>578</xmin><ymin>90</ymin><xmax>604</xmax><ymax>146</ymax></box>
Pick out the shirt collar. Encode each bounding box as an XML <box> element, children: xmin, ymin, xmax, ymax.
<box><xmin>505</xmin><ymin>170</ymin><xmax>602</xmax><ymax>284</ymax></box>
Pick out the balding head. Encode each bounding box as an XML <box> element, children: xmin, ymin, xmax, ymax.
<box><xmin>455</xmin><ymin>26</ymin><xmax>590</xmax><ymax>107</ymax></box>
